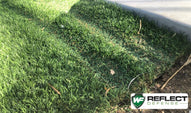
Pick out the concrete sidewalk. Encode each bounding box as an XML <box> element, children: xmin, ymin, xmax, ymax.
<box><xmin>107</xmin><ymin>0</ymin><xmax>191</xmax><ymax>41</ymax></box>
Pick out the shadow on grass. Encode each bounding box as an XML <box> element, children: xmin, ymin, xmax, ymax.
<box><xmin>3</xmin><ymin>0</ymin><xmax>143</xmax><ymax>87</ymax></box>
<box><xmin>0</xmin><ymin>1</ymin><xmax>109</xmax><ymax>112</ymax></box>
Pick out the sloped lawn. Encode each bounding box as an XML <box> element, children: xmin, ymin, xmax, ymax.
<box><xmin>0</xmin><ymin>0</ymin><xmax>190</xmax><ymax>112</ymax></box>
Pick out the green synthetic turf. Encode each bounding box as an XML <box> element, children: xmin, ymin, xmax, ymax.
<box><xmin>0</xmin><ymin>0</ymin><xmax>190</xmax><ymax>112</ymax></box>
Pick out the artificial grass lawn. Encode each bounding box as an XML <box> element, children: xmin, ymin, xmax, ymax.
<box><xmin>0</xmin><ymin>0</ymin><xmax>190</xmax><ymax>112</ymax></box>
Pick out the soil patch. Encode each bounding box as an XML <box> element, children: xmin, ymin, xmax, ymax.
<box><xmin>139</xmin><ymin>54</ymin><xmax>191</xmax><ymax>113</ymax></box>
<box><xmin>118</xmin><ymin>54</ymin><xmax>191</xmax><ymax>113</ymax></box>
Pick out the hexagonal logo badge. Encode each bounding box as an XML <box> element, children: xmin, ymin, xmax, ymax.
<box><xmin>132</xmin><ymin>94</ymin><xmax>145</xmax><ymax>108</ymax></box>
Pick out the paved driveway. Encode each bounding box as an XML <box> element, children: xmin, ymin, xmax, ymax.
<box><xmin>107</xmin><ymin>0</ymin><xmax>191</xmax><ymax>41</ymax></box>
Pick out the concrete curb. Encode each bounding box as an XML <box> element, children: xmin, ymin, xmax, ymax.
<box><xmin>106</xmin><ymin>0</ymin><xmax>191</xmax><ymax>41</ymax></box>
